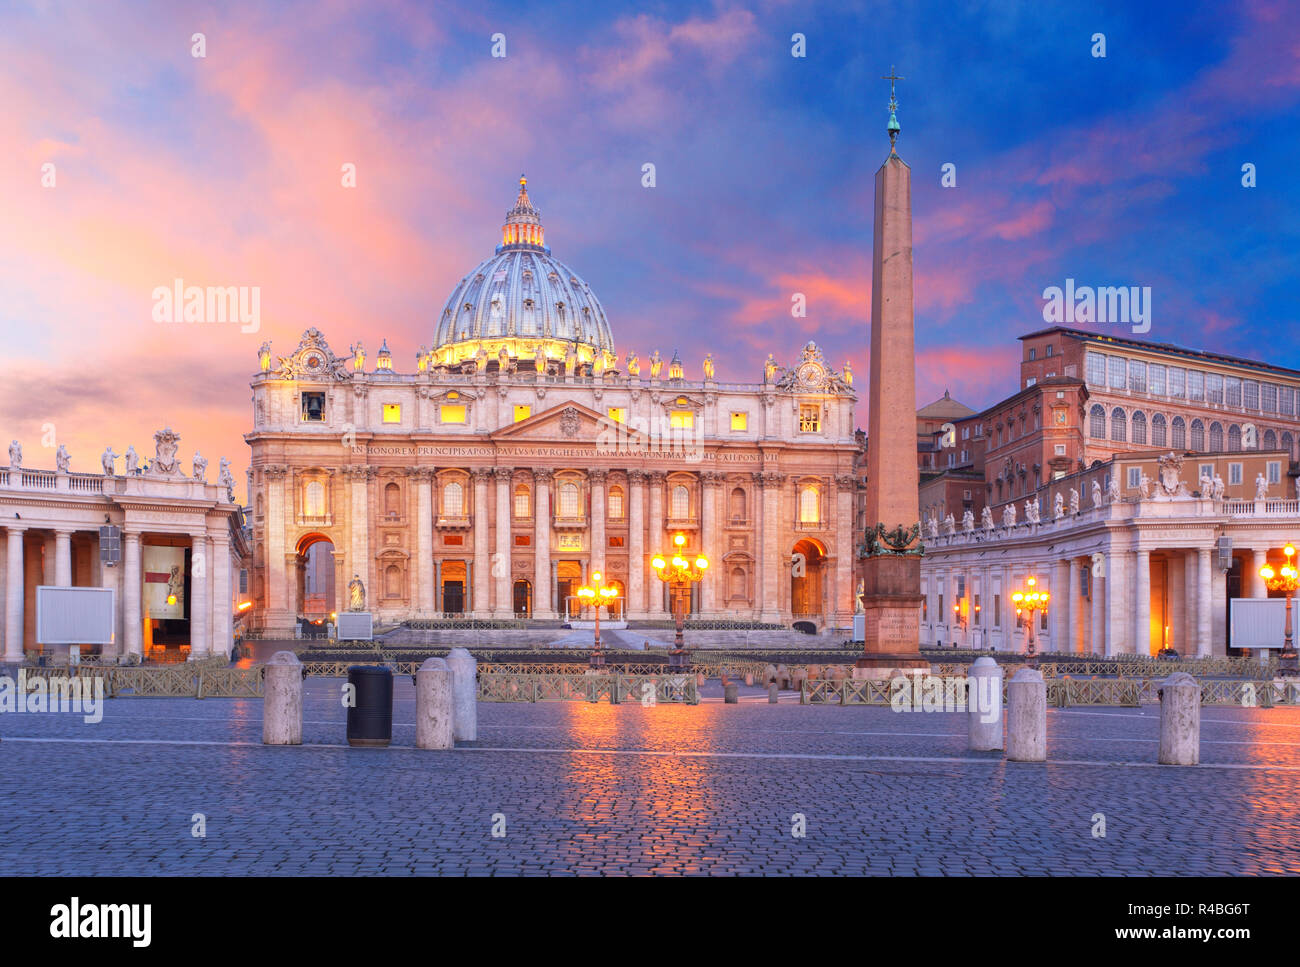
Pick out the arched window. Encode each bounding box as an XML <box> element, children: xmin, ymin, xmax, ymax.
<box><xmin>443</xmin><ymin>480</ymin><xmax>464</xmax><ymax>517</ymax></box>
<box><xmin>1209</xmin><ymin>421</ymin><xmax>1223</xmax><ymax>451</ymax></box>
<box><xmin>1089</xmin><ymin>404</ymin><xmax>1106</xmax><ymax>438</ymax></box>
<box><xmin>607</xmin><ymin>485</ymin><xmax>624</xmax><ymax>519</ymax></box>
<box><xmin>729</xmin><ymin>566</ymin><xmax>746</xmax><ymax>600</ymax></box>
<box><xmin>1264</xmin><ymin>429</ymin><xmax>1277</xmax><ymax>450</ymax></box>
<box><xmin>799</xmin><ymin>485</ymin><xmax>820</xmax><ymax>524</ymax></box>
<box><xmin>1172</xmin><ymin>416</ymin><xmax>1186</xmax><ymax>449</ymax></box>
<box><xmin>1151</xmin><ymin>413</ymin><xmax>1167</xmax><ymax>448</ymax></box>
<box><xmin>255</xmin><ymin>493</ymin><xmax>265</xmax><ymax>517</ymax></box>
<box><xmin>304</xmin><ymin>481</ymin><xmax>325</xmax><ymax>517</ymax></box>
<box><xmin>558</xmin><ymin>482</ymin><xmax>580</xmax><ymax>518</ymax></box>
<box><xmin>671</xmin><ymin>485</ymin><xmax>690</xmax><ymax>518</ymax></box>
<box><xmin>1111</xmin><ymin>407</ymin><xmax>1127</xmax><ymax>442</ymax></box>
<box><xmin>729</xmin><ymin>487</ymin><xmax>746</xmax><ymax>522</ymax></box>
<box><xmin>1190</xmin><ymin>419</ymin><xmax>1205</xmax><ymax>451</ymax></box>
<box><xmin>1283</xmin><ymin>432</ymin><xmax>1295</xmax><ymax>460</ymax></box>
<box><xmin>383</xmin><ymin>481</ymin><xmax>400</xmax><ymax>517</ymax></box>
<box><xmin>513</xmin><ymin>483</ymin><xmax>531</xmax><ymax>519</ymax></box>
<box><xmin>1131</xmin><ymin>411</ymin><xmax>1147</xmax><ymax>446</ymax></box>
<box><xmin>385</xmin><ymin>564</ymin><xmax>402</xmax><ymax>598</ymax></box>
<box><xmin>1228</xmin><ymin>424</ymin><xmax>1241</xmax><ymax>452</ymax></box>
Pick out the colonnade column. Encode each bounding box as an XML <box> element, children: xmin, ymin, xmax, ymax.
<box><xmin>1090</xmin><ymin>554</ymin><xmax>1105</xmax><ymax>657</ymax></box>
<box><xmin>415</xmin><ymin>468</ymin><xmax>434</xmax><ymax>616</ymax></box>
<box><xmin>759</xmin><ymin>472</ymin><xmax>783</xmax><ymax>624</ymax></box>
<box><xmin>627</xmin><ymin>471</ymin><xmax>646</xmax><ymax>619</ymax></box>
<box><xmin>590</xmin><ymin>470</ymin><xmax>607</xmax><ymax>575</ymax></box>
<box><xmin>472</xmin><ymin>468</ymin><xmax>492</xmax><ymax>617</ymax></box>
<box><xmin>648</xmin><ymin>472</ymin><xmax>668</xmax><ymax>618</ymax></box>
<box><xmin>1248</xmin><ymin>548</ymin><xmax>1268</xmax><ymax>598</ymax></box>
<box><xmin>699</xmin><ymin>472</ymin><xmax>719</xmax><ymax>617</ymax></box>
<box><xmin>1066</xmin><ymin>559</ymin><xmax>1082</xmax><ymax>654</ymax></box>
<box><xmin>4</xmin><ymin>527</ymin><xmax>25</xmax><ymax>662</ymax></box>
<box><xmin>263</xmin><ymin>465</ymin><xmax>291</xmax><ymax>631</ymax></box>
<box><xmin>533</xmin><ymin>470</ymin><xmax>554</xmax><ymax>619</ymax></box>
<box><xmin>834</xmin><ymin>474</ymin><xmax>855</xmax><ymax>627</ymax></box>
<box><xmin>190</xmin><ymin>533</ymin><xmax>211</xmax><ymax>659</ymax></box>
<box><xmin>1196</xmin><ymin>546</ymin><xmax>1213</xmax><ymax>658</ymax></box>
<box><xmin>493</xmin><ymin>468</ymin><xmax>513</xmax><ymax>618</ymax></box>
<box><xmin>1052</xmin><ymin>558</ymin><xmax>1070</xmax><ymax>654</ymax></box>
<box><xmin>122</xmin><ymin>530</ymin><xmax>142</xmax><ymax>660</ymax></box>
<box><xmin>212</xmin><ymin>530</ymin><xmax>232</xmax><ymax>658</ymax></box>
<box><xmin>1105</xmin><ymin>549</ymin><xmax>1127</xmax><ymax>658</ymax></box>
<box><xmin>1134</xmin><ymin>547</ymin><xmax>1151</xmax><ymax>657</ymax></box>
<box><xmin>54</xmin><ymin>529</ymin><xmax>73</xmax><ymax>586</ymax></box>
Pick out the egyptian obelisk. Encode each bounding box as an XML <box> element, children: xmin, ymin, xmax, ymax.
<box><xmin>857</xmin><ymin>69</ymin><xmax>928</xmax><ymax>674</ymax></box>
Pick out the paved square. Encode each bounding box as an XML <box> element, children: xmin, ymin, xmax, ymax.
<box><xmin>3</xmin><ymin>679</ymin><xmax>1299</xmax><ymax>875</ymax></box>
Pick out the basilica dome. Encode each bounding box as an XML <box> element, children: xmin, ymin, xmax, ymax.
<box><xmin>430</xmin><ymin>177</ymin><xmax>615</xmax><ymax>372</ymax></box>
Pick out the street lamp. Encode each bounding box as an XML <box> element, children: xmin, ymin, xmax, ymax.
<box><xmin>651</xmin><ymin>532</ymin><xmax>709</xmax><ymax>671</ymax></box>
<box><xmin>576</xmin><ymin>570</ymin><xmax>620</xmax><ymax>668</ymax></box>
<box><xmin>1011</xmin><ymin>575</ymin><xmax>1050</xmax><ymax>667</ymax></box>
<box><xmin>1260</xmin><ymin>543</ymin><xmax>1298</xmax><ymax>675</ymax></box>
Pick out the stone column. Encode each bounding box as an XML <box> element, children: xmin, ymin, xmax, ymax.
<box><xmin>4</xmin><ymin>527</ymin><xmax>25</xmax><ymax>662</ymax></box>
<box><xmin>835</xmin><ymin>474</ymin><xmax>855</xmax><ymax>627</ymax></box>
<box><xmin>1067</xmin><ymin>558</ymin><xmax>1083</xmax><ymax>654</ymax></box>
<box><xmin>123</xmin><ymin>530</ymin><xmax>142</xmax><ymax>660</ymax></box>
<box><xmin>493</xmin><ymin>468</ymin><xmax>513</xmax><ymax>618</ymax></box>
<box><xmin>212</xmin><ymin>530</ymin><xmax>233</xmax><ymax>658</ymax></box>
<box><xmin>54</xmin><ymin>529</ymin><xmax>73</xmax><ymax>587</ymax></box>
<box><xmin>590</xmin><ymin>470</ymin><xmax>607</xmax><ymax>574</ymax></box>
<box><xmin>533</xmin><ymin>470</ymin><xmax>554</xmax><ymax>618</ymax></box>
<box><xmin>262</xmin><ymin>464</ymin><xmax>292</xmax><ymax>633</ymax></box>
<box><xmin>1211</xmin><ymin>563</ymin><xmax>1227</xmax><ymax>657</ymax></box>
<box><xmin>1248</xmin><ymin>548</ymin><xmax>1268</xmax><ymax>598</ymax></box>
<box><xmin>472</xmin><ymin>468</ymin><xmax>491</xmax><ymax>617</ymax></box>
<box><xmin>1134</xmin><ymin>547</ymin><xmax>1151</xmax><ymax>657</ymax></box>
<box><xmin>1090</xmin><ymin>555</ymin><xmax>1105</xmax><ymax>657</ymax></box>
<box><xmin>1196</xmin><ymin>546</ymin><xmax>1213</xmax><ymax>658</ymax></box>
<box><xmin>751</xmin><ymin>471</ymin><xmax>765</xmax><ymax>622</ymax></box>
<box><xmin>99</xmin><ymin>538</ymin><xmax>123</xmax><ymax>659</ymax></box>
<box><xmin>699</xmin><ymin>472</ymin><xmax>719</xmax><ymax>617</ymax></box>
<box><xmin>648</xmin><ymin>472</ymin><xmax>669</xmax><ymax>618</ymax></box>
<box><xmin>1105</xmin><ymin>549</ymin><xmax>1127</xmax><ymax>658</ymax></box>
<box><xmin>627</xmin><ymin>470</ymin><xmax>646</xmax><ymax>619</ymax></box>
<box><xmin>1051</xmin><ymin>558</ymin><xmax>1069</xmax><ymax>654</ymax></box>
<box><xmin>415</xmin><ymin>468</ymin><xmax>434</xmax><ymax>616</ymax></box>
<box><xmin>760</xmin><ymin>471</ymin><xmax>783</xmax><ymax>624</ymax></box>
<box><xmin>190</xmin><ymin>534</ymin><xmax>211</xmax><ymax>658</ymax></box>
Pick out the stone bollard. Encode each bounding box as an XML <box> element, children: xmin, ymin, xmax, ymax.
<box><xmin>415</xmin><ymin>658</ymin><xmax>454</xmax><ymax>750</ymax></box>
<box><xmin>263</xmin><ymin>651</ymin><xmax>303</xmax><ymax>746</ymax></box>
<box><xmin>445</xmin><ymin>647</ymin><xmax>478</xmax><ymax>742</ymax></box>
<box><xmin>776</xmin><ymin>664</ymin><xmax>790</xmax><ymax>689</ymax></box>
<box><xmin>724</xmin><ymin>682</ymin><xmax>739</xmax><ymax>704</ymax></box>
<box><xmin>1158</xmin><ymin>672</ymin><xmax>1200</xmax><ymax>766</ymax></box>
<box><xmin>768</xmin><ymin>682</ymin><xmax>779</xmax><ymax>704</ymax></box>
<box><xmin>764</xmin><ymin>664</ymin><xmax>777</xmax><ymax>686</ymax></box>
<box><xmin>1006</xmin><ymin>667</ymin><xmax>1046</xmax><ymax>762</ymax></box>
<box><xmin>967</xmin><ymin>656</ymin><xmax>1003</xmax><ymax>752</ymax></box>
<box><xmin>744</xmin><ymin>673</ymin><xmax>754</xmax><ymax>687</ymax></box>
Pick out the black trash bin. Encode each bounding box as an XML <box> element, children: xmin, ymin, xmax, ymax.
<box><xmin>347</xmin><ymin>665</ymin><xmax>393</xmax><ymax>748</ymax></box>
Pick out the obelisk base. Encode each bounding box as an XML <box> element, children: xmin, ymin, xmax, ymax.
<box><xmin>853</xmin><ymin>554</ymin><xmax>928</xmax><ymax>679</ymax></box>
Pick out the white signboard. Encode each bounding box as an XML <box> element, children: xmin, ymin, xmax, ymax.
<box><xmin>337</xmin><ymin>612</ymin><xmax>373</xmax><ymax>641</ymax></box>
<box><xmin>36</xmin><ymin>586</ymin><xmax>116</xmax><ymax>645</ymax></box>
<box><xmin>143</xmin><ymin>545</ymin><xmax>186</xmax><ymax>619</ymax></box>
<box><xmin>1230</xmin><ymin>598</ymin><xmax>1287</xmax><ymax>649</ymax></box>
<box><xmin>852</xmin><ymin>614</ymin><xmax>866</xmax><ymax>643</ymax></box>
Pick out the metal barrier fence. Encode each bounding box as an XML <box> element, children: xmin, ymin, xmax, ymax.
<box><xmin>477</xmin><ymin>672</ymin><xmax>699</xmax><ymax>705</ymax></box>
<box><xmin>800</xmin><ymin>676</ymin><xmax>1300</xmax><ymax>707</ymax></box>
<box><xmin>16</xmin><ymin>662</ymin><xmax>263</xmax><ymax>698</ymax></box>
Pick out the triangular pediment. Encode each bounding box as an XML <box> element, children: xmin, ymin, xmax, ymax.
<box><xmin>490</xmin><ymin>400</ymin><xmax>649</xmax><ymax>446</ymax></box>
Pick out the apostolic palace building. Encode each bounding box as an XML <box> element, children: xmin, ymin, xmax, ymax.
<box><xmin>244</xmin><ymin>179</ymin><xmax>860</xmax><ymax>637</ymax></box>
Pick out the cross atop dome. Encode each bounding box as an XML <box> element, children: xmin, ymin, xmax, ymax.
<box><xmin>502</xmin><ymin>174</ymin><xmax>547</xmax><ymax>252</ymax></box>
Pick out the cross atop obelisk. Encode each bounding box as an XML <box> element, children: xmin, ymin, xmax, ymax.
<box><xmin>882</xmin><ymin>66</ymin><xmax>904</xmax><ymax>150</ymax></box>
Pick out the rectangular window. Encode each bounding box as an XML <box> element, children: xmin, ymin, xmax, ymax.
<box><xmin>1199</xmin><ymin>463</ymin><xmax>1214</xmax><ymax>484</ymax></box>
<box><xmin>608</xmin><ymin>490</ymin><xmax>624</xmax><ymax>519</ymax></box>
<box><xmin>1086</xmin><ymin>352</ymin><xmax>1106</xmax><ymax>387</ymax></box>
<box><xmin>1206</xmin><ymin>373</ymin><xmax>1224</xmax><ymax>404</ymax></box>
<box><xmin>1028</xmin><ymin>348</ymin><xmax>1037</xmax><ymax>360</ymax></box>
<box><xmin>1025</xmin><ymin>377</ymin><xmax>1036</xmax><ymax>387</ymax></box>
<box><xmin>514</xmin><ymin>534</ymin><xmax>531</xmax><ymax>547</ymax></box>
<box><xmin>608</xmin><ymin>535</ymin><xmax>625</xmax><ymax>548</ymax></box>
<box><xmin>1168</xmin><ymin>367</ymin><xmax>1185</xmax><ymax>398</ymax></box>
<box><xmin>239</xmin><ymin>569</ymin><xmax>248</xmax><ymax>594</ymax></box>
<box><xmin>1244</xmin><ymin>380</ymin><xmax>1260</xmax><ymax>410</ymax></box>
<box><xmin>1148</xmin><ymin>363</ymin><xmax>1166</xmax><ymax>395</ymax></box>
<box><xmin>1108</xmin><ymin>356</ymin><xmax>1126</xmax><ymax>389</ymax></box>
<box><xmin>439</xmin><ymin>404</ymin><xmax>467</xmax><ymax>424</ymax></box>
<box><xmin>1128</xmin><ymin>361</ymin><xmax>1146</xmax><ymax>393</ymax></box>
<box><xmin>442</xmin><ymin>534</ymin><xmax>464</xmax><ymax>546</ymax></box>
<box><xmin>993</xmin><ymin>594</ymin><xmax>1001</xmax><ymax>628</ymax></box>
<box><xmin>1262</xmin><ymin>384</ymin><xmax>1278</xmax><ymax>412</ymax></box>
<box><xmin>1053</xmin><ymin>469</ymin><xmax>1066</xmax><ymax>480</ymax></box>
<box><xmin>606</xmin><ymin>407</ymin><xmax>627</xmax><ymax>424</ymax></box>
<box><xmin>669</xmin><ymin>409</ymin><xmax>695</xmax><ymax>429</ymax></box>
<box><xmin>974</xmin><ymin>424</ymin><xmax>983</xmax><ymax>438</ymax></box>
<box><xmin>1268</xmin><ymin>461</ymin><xmax>1281</xmax><ymax>484</ymax></box>
<box><xmin>1055</xmin><ymin>444</ymin><xmax>1066</xmax><ymax>456</ymax></box>
<box><xmin>513</xmin><ymin>404</ymin><xmax>531</xmax><ymax>422</ymax></box>
<box><xmin>973</xmin><ymin>593</ymin><xmax>981</xmax><ymax>625</ymax></box>
<box><xmin>1046</xmin><ymin>345</ymin><xmax>1054</xmax><ymax>357</ymax></box>
<box><xmin>730</xmin><ymin>411</ymin><xmax>748</xmax><ymax>431</ymax></box>
<box><xmin>1187</xmin><ymin>370</ymin><xmax>1204</xmax><ymax>401</ymax></box>
<box><xmin>1229</xmin><ymin>463</ymin><xmax>1242</xmax><ymax>486</ymax></box>
<box><xmin>1225</xmin><ymin>376</ymin><xmax>1241</xmax><ymax>407</ymax></box>
<box><xmin>1127</xmin><ymin>467</ymin><xmax>1141</xmax><ymax>489</ymax></box>
<box><xmin>799</xmin><ymin>404</ymin><xmax>821</xmax><ymax>432</ymax></box>
<box><xmin>382</xmin><ymin>403</ymin><xmax>401</xmax><ymax>424</ymax></box>
<box><xmin>557</xmin><ymin>533</ymin><xmax>582</xmax><ymax>551</ymax></box>
<box><xmin>301</xmin><ymin>392</ymin><xmax>325</xmax><ymax>422</ymax></box>
<box><xmin>1281</xmin><ymin>387</ymin><xmax>1295</xmax><ymax>416</ymax></box>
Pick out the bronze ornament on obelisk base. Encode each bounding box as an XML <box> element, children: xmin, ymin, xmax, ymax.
<box><xmin>855</xmin><ymin>70</ymin><xmax>929</xmax><ymax>679</ymax></box>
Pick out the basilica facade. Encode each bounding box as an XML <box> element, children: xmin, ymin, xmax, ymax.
<box><xmin>244</xmin><ymin>179</ymin><xmax>859</xmax><ymax>636</ymax></box>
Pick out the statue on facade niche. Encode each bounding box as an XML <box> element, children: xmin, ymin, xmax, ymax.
<box><xmin>1053</xmin><ymin>492</ymin><xmax>1064</xmax><ymax>520</ymax></box>
<box><xmin>192</xmin><ymin>452</ymin><xmax>208</xmax><ymax>482</ymax></box>
<box><xmin>348</xmin><ymin>574</ymin><xmax>366</xmax><ymax>611</ymax></box>
<box><xmin>1025</xmin><ymin>498</ymin><xmax>1040</xmax><ymax>525</ymax></box>
<box><xmin>101</xmin><ymin>446</ymin><xmax>118</xmax><ymax>477</ymax></box>
<box><xmin>8</xmin><ymin>440</ymin><xmax>21</xmax><ymax>470</ymax></box>
<box><xmin>943</xmin><ymin>513</ymin><xmax>956</xmax><ymax>536</ymax></box>
<box><xmin>1002</xmin><ymin>503</ymin><xmax>1016</xmax><ymax>528</ymax></box>
<box><xmin>1138</xmin><ymin>471</ymin><xmax>1153</xmax><ymax>500</ymax></box>
<box><xmin>125</xmin><ymin>445</ymin><xmax>140</xmax><ymax>475</ymax></box>
<box><xmin>219</xmin><ymin>458</ymin><xmax>235</xmax><ymax>502</ymax></box>
<box><xmin>1255</xmin><ymin>472</ymin><xmax>1268</xmax><ymax>500</ymax></box>
<box><xmin>1070</xmin><ymin>487</ymin><xmax>1080</xmax><ymax>515</ymax></box>
<box><xmin>55</xmin><ymin>444</ymin><xmax>71</xmax><ymax>473</ymax></box>
<box><xmin>626</xmin><ymin>351</ymin><xmax>639</xmax><ymax>377</ymax></box>
<box><xmin>703</xmin><ymin>353</ymin><xmax>715</xmax><ymax>381</ymax></box>
<box><xmin>981</xmin><ymin>506</ymin><xmax>995</xmax><ymax>532</ymax></box>
<box><xmin>926</xmin><ymin>515</ymin><xmax>939</xmax><ymax>540</ymax></box>
<box><xmin>764</xmin><ymin>353</ymin><xmax>778</xmax><ymax>383</ymax></box>
<box><xmin>1106</xmin><ymin>475</ymin><xmax>1121</xmax><ymax>503</ymax></box>
<box><xmin>1213</xmin><ymin>473</ymin><xmax>1226</xmax><ymax>500</ymax></box>
<box><xmin>962</xmin><ymin>509</ymin><xmax>975</xmax><ymax>533</ymax></box>
<box><xmin>1199</xmin><ymin>470</ymin><xmax>1213</xmax><ymax>497</ymax></box>
<box><xmin>854</xmin><ymin>580</ymin><xmax>864</xmax><ymax>613</ymax></box>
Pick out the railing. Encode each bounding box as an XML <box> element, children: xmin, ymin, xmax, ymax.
<box><xmin>477</xmin><ymin>671</ymin><xmax>698</xmax><ymax>704</ymax></box>
<box><xmin>68</xmin><ymin>473</ymin><xmax>104</xmax><ymax>493</ymax></box>
<box><xmin>17</xmin><ymin>659</ymin><xmax>262</xmax><ymax>698</ymax></box>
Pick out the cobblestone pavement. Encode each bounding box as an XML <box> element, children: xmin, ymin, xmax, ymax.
<box><xmin>2</xmin><ymin>677</ymin><xmax>1299</xmax><ymax>875</ymax></box>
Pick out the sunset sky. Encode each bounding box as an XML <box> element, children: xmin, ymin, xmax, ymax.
<box><xmin>3</xmin><ymin>0</ymin><xmax>1297</xmax><ymax>498</ymax></box>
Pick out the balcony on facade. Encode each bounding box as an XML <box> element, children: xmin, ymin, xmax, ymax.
<box><xmin>435</xmin><ymin>515</ymin><xmax>471</xmax><ymax>530</ymax></box>
<box><xmin>665</xmin><ymin>516</ymin><xmax>699</xmax><ymax>531</ymax></box>
<box><xmin>551</xmin><ymin>514</ymin><xmax>588</xmax><ymax>530</ymax></box>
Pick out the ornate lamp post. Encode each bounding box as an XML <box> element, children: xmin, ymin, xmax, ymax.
<box><xmin>1260</xmin><ymin>543</ymin><xmax>1298</xmax><ymax>675</ymax></box>
<box><xmin>651</xmin><ymin>533</ymin><xmax>709</xmax><ymax>672</ymax></box>
<box><xmin>1011</xmin><ymin>575</ymin><xmax>1050</xmax><ymax>667</ymax></box>
<box><xmin>576</xmin><ymin>570</ymin><xmax>620</xmax><ymax>669</ymax></box>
